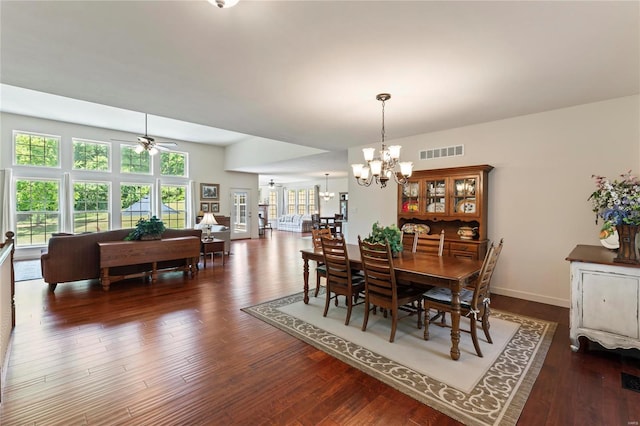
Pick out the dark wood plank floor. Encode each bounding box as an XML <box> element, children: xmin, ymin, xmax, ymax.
<box><xmin>1</xmin><ymin>231</ymin><xmax>639</xmax><ymax>425</ymax></box>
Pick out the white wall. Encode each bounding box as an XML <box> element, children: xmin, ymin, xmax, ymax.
<box><xmin>347</xmin><ymin>95</ymin><xmax>640</xmax><ymax>307</ymax></box>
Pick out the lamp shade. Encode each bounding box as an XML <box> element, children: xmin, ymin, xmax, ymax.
<box><xmin>201</xmin><ymin>213</ymin><xmax>218</xmax><ymax>226</ymax></box>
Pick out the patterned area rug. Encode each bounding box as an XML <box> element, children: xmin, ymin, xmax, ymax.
<box><xmin>242</xmin><ymin>292</ymin><xmax>556</xmax><ymax>426</ymax></box>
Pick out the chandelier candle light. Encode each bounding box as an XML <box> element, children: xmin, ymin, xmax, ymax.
<box><xmin>320</xmin><ymin>173</ymin><xmax>335</xmax><ymax>201</ymax></box>
<box><xmin>352</xmin><ymin>93</ymin><xmax>413</xmax><ymax>188</ymax></box>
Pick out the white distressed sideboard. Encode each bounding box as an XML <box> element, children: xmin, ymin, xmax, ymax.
<box><xmin>566</xmin><ymin>245</ymin><xmax>640</xmax><ymax>352</ymax></box>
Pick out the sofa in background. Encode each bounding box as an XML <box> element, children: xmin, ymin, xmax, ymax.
<box><xmin>41</xmin><ymin>228</ymin><xmax>202</xmax><ymax>291</ymax></box>
<box><xmin>277</xmin><ymin>214</ymin><xmax>313</xmax><ymax>232</ymax></box>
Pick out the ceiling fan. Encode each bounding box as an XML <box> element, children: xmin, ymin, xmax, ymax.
<box><xmin>267</xmin><ymin>179</ymin><xmax>282</xmax><ymax>188</ymax></box>
<box><xmin>112</xmin><ymin>113</ymin><xmax>178</xmax><ymax>155</ymax></box>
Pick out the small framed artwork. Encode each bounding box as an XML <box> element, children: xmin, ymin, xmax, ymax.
<box><xmin>201</xmin><ymin>183</ymin><xmax>219</xmax><ymax>200</ymax></box>
<box><xmin>200</xmin><ymin>202</ymin><xmax>209</xmax><ymax>213</ymax></box>
<box><xmin>211</xmin><ymin>202</ymin><xmax>220</xmax><ymax>213</ymax></box>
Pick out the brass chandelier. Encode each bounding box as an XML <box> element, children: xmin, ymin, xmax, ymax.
<box><xmin>351</xmin><ymin>93</ymin><xmax>413</xmax><ymax>188</ymax></box>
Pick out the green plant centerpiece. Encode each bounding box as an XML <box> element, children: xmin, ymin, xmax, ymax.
<box><xmin>125</xmin><ymin>216</ymin><xmax>166</xmax><ymax>241</ymax></box>
<box><xmin>364</xmin><ymin>222</ymin><xmax>402</xmax><ymax>256</ymax></box>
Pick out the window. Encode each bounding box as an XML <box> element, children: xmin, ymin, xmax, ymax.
<box><xmin>15</xmin><ymin>179</ymin><xmax>60</xmax><ymax>246</ymax></box>
<box><xmin>160</xmin><ymin>185</ymin><xmax>187</xmax><ymax>229</ymax></box>
<box><xmin>297</xmin><ymin>189</ymin><xmax>307</xmax><ymax>215</ymax></box>
<box><xmin>121</xmin><ymin>184</ymin><xmax>152</xmax><ymax>228</ymax></box>
<box><xmin>73</xmin><ymin>181</ymin><xmax>110</xmax><ymax>233</ymax></box>
<box><xmin>308</xmin><ymin>187</ymin><xmax>316</xmax><ymax>215</ymax></box>
<box><xmin>121</xmin><ymin>144</ymin><xmax>151</xmax><ymax>174</ymax></box>
<box><xmin>287</xmin><ymin>190</ymin><xmax>296</xmax><ymax>214</ymax></box>
<box><xmin>14</xmin><ymin>131</ymin><xmax>60</xmax><ymax>167</ymax></box>
<box><xmin>268</xmin><ymin>191</ymin><xmax>278</xmax><ymax>221</ymax></box>
<box><xmin>73</xmin><ymin>139</ymin><xmax>110</xmax><ymax>171</ymax></box>
<box><xmin>160</xmin><ymin>151</ymin><xmax>187</xmax><ymax>177</ymax></box>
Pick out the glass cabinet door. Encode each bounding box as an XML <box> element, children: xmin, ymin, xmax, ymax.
<box><xmin>452</xmin><ymin>177</ymin><xmax>477</xmax><ymax>215</ymax></box>
<box><xmin>425</xmin><ymin>179</ymin><xmax>446</xmax><ymax>214</ymax></box>
<box><xmin>400</xmin><ymin>181</ymin><xmax>420</xmax><ymax>213</ymax></box>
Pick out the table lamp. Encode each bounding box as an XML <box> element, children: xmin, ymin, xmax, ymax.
<box><xmin>201</xmin><ymin>212</ymin><xmax>218</xmax><ymax>240</ymax></box>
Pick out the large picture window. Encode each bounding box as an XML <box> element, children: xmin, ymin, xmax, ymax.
<box><xmin>73</xmin><ymin>139</ymin><xmax>110</xmax><ymax>171</ymax></box>
<box><xmin>268</xmin><ymin>191</ymin><xmax>278</xmax><ymax>221</ymax></box>
<box><xmin>297</xmin><ymin>189</ymin><xmax>307</xmax><ymax>215</ymax></box>
<box><xmin>121</xmin><ymin>184</ymin><xmax>152</xmax><ymax>228</ymax></box>
<box><xmin>15</xmin><ymin>179</ymin><xmax>60</xmax><ymax>246</ymax></box>
<box><xmin>287</xmin><ymin>190</ymin><xmax>296</xmax><ymax>214</ymax></box>
<box><xmin>121</xmin><ymin>144</ymin><xmax>151</xmax><ymax>174</ymax></box>
<box><xmin>73</xmin><ymin>181</ymin><xmax>110</xmax><ymax>233</ymax></box>
<box><xmin>14</xmin><ymin>131</ymin><xmax>60</xmax><ymax>167</ymax></box>
<box><xmin>160</xmin><ymin>151</ymin><xmax>187</xmax><ymax>177</ymax></box>
<box><xmin>160</xmin><ymin>185</ymin><xmax>187</xmax><ymax>229</ymax></box>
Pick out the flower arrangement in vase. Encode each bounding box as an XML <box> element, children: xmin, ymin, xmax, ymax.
<box><xmin>589</xmin><ymin>171</ymin><xmax>640</xmax><ymax>263</ymax></box>
<box><xmin>364</xmin><ymin>222</ymin><xmax>402</xmax><ymax>256</ymax></box>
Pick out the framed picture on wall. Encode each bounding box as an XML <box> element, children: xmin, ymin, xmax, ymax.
<box><xmin>200</xmin><ymin>202</ymin><xmax>209</xmax><ymax>213</ymax></box>
<box><xmin>211</xmin><ymin>202</ymin><xmax>220</xmax><ymax>213</ymax></box>
<box><xmin>201</xmin><ymin>183</ymin><xmax>219</xmax><ymax>200</ymax></box>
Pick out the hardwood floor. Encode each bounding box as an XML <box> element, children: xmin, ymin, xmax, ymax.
<box><xmin>1</xmin><ymin>231</ymin><xmax>639</xmax><ymax>425</ymax></box>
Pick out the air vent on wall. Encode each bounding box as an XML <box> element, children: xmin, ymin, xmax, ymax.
<box><xmin>420</xmin><ymin>144</ymin><xmax>464</xmax><ymax>160</ymax></box>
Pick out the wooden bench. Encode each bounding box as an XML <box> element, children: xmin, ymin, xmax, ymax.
<box><xmin>97</xmin><ymin>236</ymin><xmax>200</xmax><ymax>291</ymax></box>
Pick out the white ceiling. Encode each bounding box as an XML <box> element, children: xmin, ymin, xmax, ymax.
<box><xmin>1</xmin><ymin>1</ymin><xmax>638</xmax><ymax>184</ymax></box>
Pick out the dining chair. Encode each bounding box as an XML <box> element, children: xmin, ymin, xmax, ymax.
<box><xmin>422</xmin><ymin>238</ymin><xmax>504</xmax><ymax>357</ymax></box>
<box><xmin>401</xmin><ymin>231</ymin><xmax>418</xmax><ymax>253</ymax></box>
<box><xmin>311</xmin><ymin>227</ymin><xmax>332</xmax><ymax>297</ymax></box>
<box><xmin>414</xmin><ymin>230</ymin><xmax>445</xmax><ymax>256</ymax></box>
<box><xmin>358</xmin><ymin>236</ymin><xmax>425</xmax><ymax>342</ymax></box>
<box><xmin>321</xmin><ymin>235</ymin><xmax>365</xmax><ymax>326</ymax></box>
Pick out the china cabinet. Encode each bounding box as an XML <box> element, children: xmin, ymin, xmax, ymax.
<box><xmin>397</xmin><ymin>164</ymin><xmax>493</xmax><ymax>260</ymax></box>
<box><xmin>566</xmin><ymin>245</ymin><xmax>640</xmax><ymax>352</ymax></box>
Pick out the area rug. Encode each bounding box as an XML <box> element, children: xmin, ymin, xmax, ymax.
<box><xmin>14</xmin><ymin>259</ymin><xmax>42</xmax><ymax>282</ymax></box>
<box><xmin>242</xmin><ymin>292</ymin><xmax>556</xmax><ymax>426</ymax></box>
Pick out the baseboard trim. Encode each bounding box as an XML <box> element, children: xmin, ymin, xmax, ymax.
<box><xmin>492</xmin><ymin>286</ymin><xmax>570</xmax><ymax>308</ymax></box>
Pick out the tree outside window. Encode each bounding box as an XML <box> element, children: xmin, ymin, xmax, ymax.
<box><xmin>160</xmin><ymin>151</ymin><xmax>187</xmax><ymax>177</ymax></box>
<box><xmin>121</xmin><ymin>144</ymin><xmax>151</xmax><ymax>174</ymax></box>
<box><xmin>15</xmin><ymin>179</ymin><xmax>60</xmax><ymax>246</ymax></box>
<box><xmin>161</xmin><ymin>185</ymin><xmax>187</xmax><ymax>229</ymax></box>
<box><xmin>121</xmin><ymin>184</ymin><xmax>152</xmax><ymax>228</ymax></box>
<box><xmin>14</xmin><ymin>131</ymin><xmax>59</xmax><ymax>167</ymax></box>
<box><xmin>73</xmin><ymin>139</ymin><xmax>110</xmax><ymax>171</ymax></box>
<box><xmin>73</xmin><ymin>181</ymin><xmax>110</xmax><ymax>233</ymax></box>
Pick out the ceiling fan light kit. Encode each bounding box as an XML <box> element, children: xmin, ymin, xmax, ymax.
<box><xmin>112</xmin><ymin>113</ymin><xmax>177</xmax><ymax>155</ymax></box>
<box><xmin>208</xmin><ymin>0</ymin><xmax>239</xmax><ymax>8</ymax></box>
<box><xmin>352</xmin><ymin>93</ymin><xmax>413</xmax><ymax>188</ymax></box>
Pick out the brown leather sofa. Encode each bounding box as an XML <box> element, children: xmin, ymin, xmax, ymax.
<box><xmin>41</xmin><ymin>228</ymin><xmax>202</xmax><ymax>291</ymax></box>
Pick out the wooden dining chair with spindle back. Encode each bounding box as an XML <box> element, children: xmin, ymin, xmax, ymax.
<box><xmin>422</xmin><ymin>238</ymin><xmax>504</xmax><ymax>357</ymax></box>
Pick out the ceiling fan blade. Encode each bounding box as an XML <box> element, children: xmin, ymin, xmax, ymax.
<box><xmin>156</xmin><ymin>142</ymin><xmax>178</xmax><ymax>147</ymax></box>
<box><xmin>154</xmin><ymin>144</ymin><xmax>172</xmax><ymax>151</ymax></box>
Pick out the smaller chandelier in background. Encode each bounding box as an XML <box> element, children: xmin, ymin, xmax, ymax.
<box><xmin>319</xmin><ymin>173</ymin><xmax>335</xmax><ymax>201</ymax></box>
<box><xmin>351</xmin><ymin>93</ymin><xmax>413</xmax><ymax>188</ymax></box>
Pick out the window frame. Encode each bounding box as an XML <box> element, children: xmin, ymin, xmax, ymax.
<box><xmin>13</xmin><ymin>130</ymin><xmax>61</xmax><ymax>169</ymax></box>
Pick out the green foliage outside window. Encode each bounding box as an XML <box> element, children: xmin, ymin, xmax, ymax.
<box><xmin>73</xmin><ymin>182</ymin><xmax>110</xmax><ymax>233</ymax></box>
<box><xmin>161</xmin><ymin>185</ymin><xmax>187</xmax><ymax>228</ymax></box>
<box><xmin>121</xmin><ymin>145</ymin><xmax>151</xmax><ymax>174</ymax></box>
<box><xmin>160</xmin><ymin>152</ymin><xmax>187</xmax><ymax>176</ymax></box>
<box><xmin>15</xmin><ymin>179</ymin><xmax>60</xmax><ymax>246</ymax></box>
<box><xmin>73</xmin><ymin>139</ymin><xmax>110</xmax><ymax>171</ymax></box>
<box><xmin>14</xmin><ymin>132</ymin><xmax>59</xmax><ymax>167</ymax></box>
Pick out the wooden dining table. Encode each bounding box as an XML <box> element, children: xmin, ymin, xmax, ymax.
<box><xmin>300</xmin><ymin>244</ymin><xmax>483</xmax><ymax>360</ymax></box>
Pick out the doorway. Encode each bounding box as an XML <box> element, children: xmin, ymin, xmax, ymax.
<box><xmin>230</xmin><ymin>188</ymin><xmax>251</xmax><ymax>239</ymax></box>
